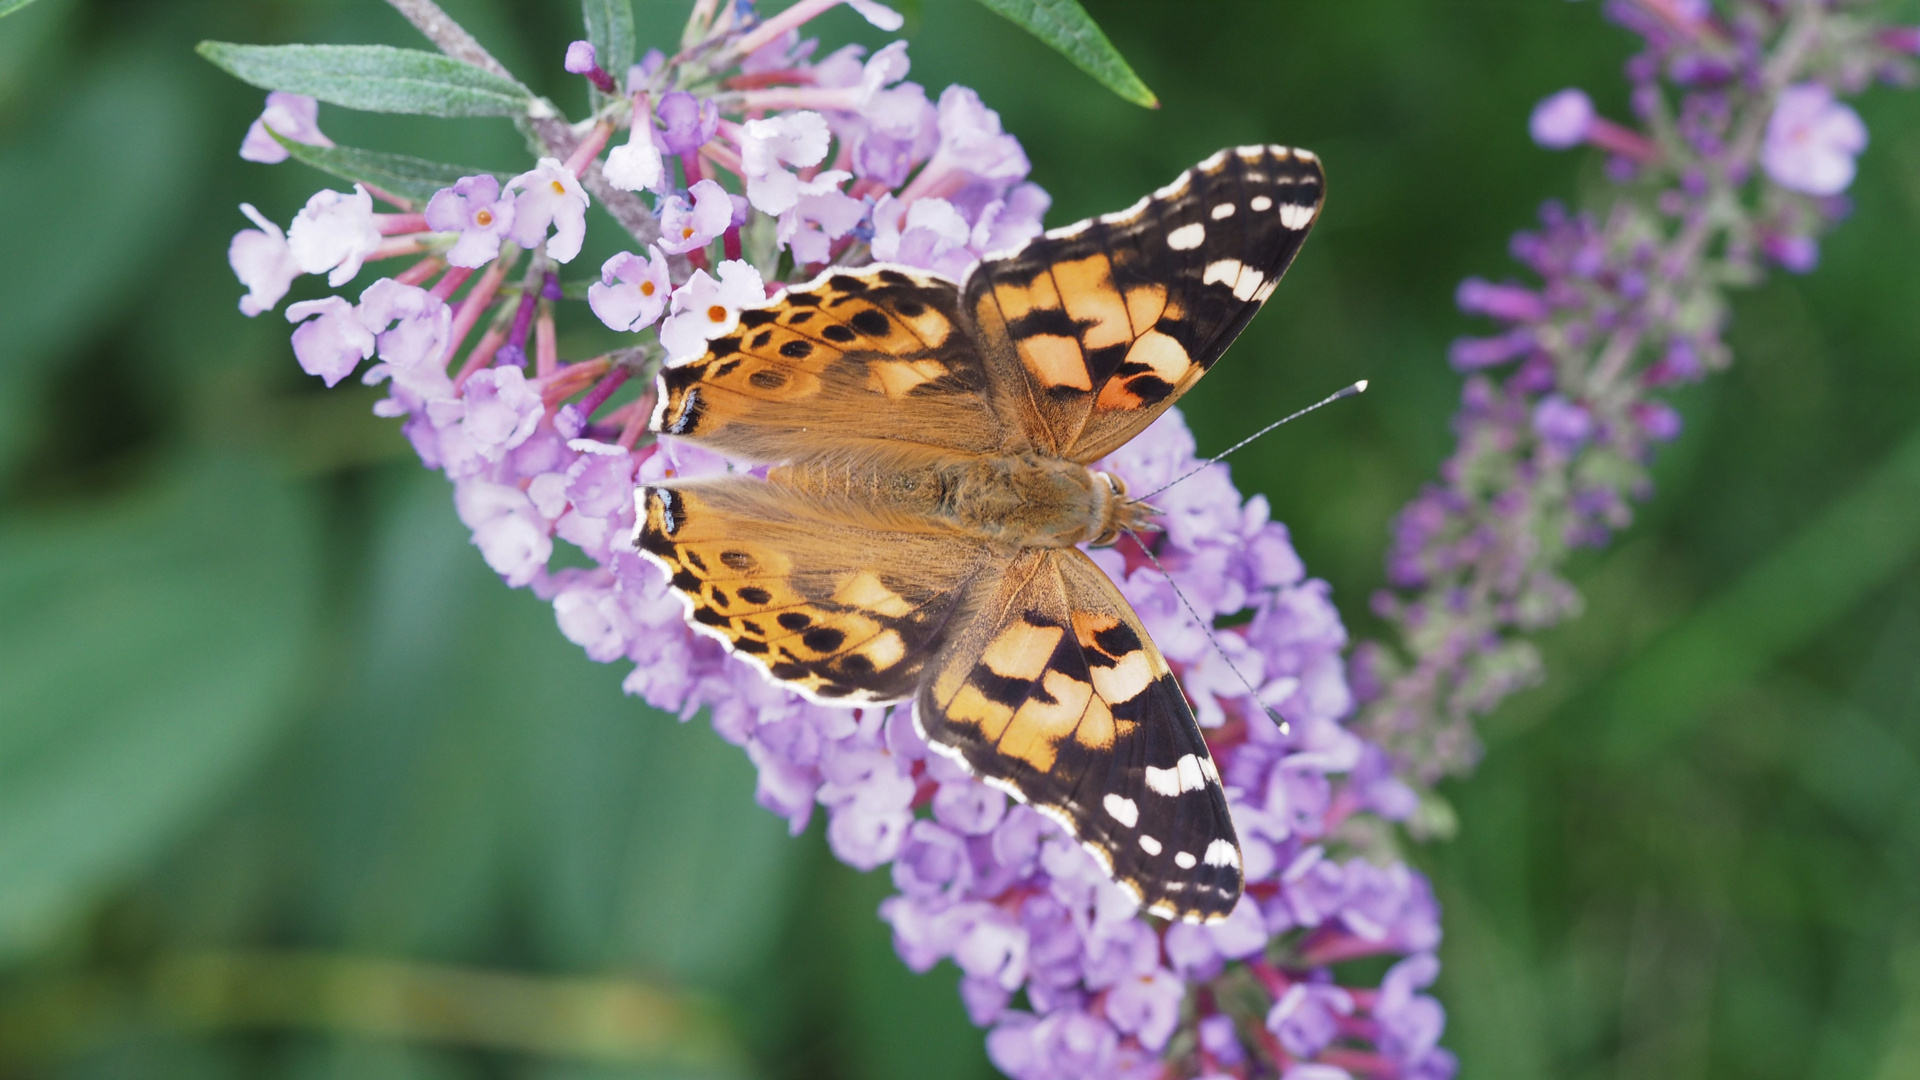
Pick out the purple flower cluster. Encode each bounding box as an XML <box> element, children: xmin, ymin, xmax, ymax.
<box><xmin>1354</xmin><ymin>0</ymin><xmax>1917</xmax><ymax>787</ymax></box>
<box><xmin>223</xmin><ymin>2</ymin><xmax>1453</xmax><ymax>1075</ymax></box>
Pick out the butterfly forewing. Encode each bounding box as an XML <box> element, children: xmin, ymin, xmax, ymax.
<box><xmin>963</xmin><ymin>145</ymin><xmax>1325</xmax><ymax>463</ymax></box>
<box><xmin>652</xmin><ymin>267</ymin><xmax>1022</xmax><ymax>462</ymax></box>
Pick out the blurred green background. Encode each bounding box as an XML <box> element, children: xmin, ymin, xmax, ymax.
<box><xmin>3</xmin><ymin>1</ymin><xmax>1920</xmax><ymax>1077</ymax></box>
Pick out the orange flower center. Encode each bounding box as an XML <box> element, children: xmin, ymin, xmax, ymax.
<box><xmin>640</xmin><ymin>281</ymin><xmax>655</xmax><ymax>296</ymax></box>
<box><xmin>707</xmin><ymin>305</ymin><xmax>728</xmax><ymax>322</ymax></box>
<box><xmin>682</xmin><ymin>227</ymin><xmax>695</xmax><ymax>239</ymax></box>
<box><xmin>474</xmin><ymin>209</ymin><xmax>493</xmax><ymax>226</ymax></box>
<box><xmin>549</xmin><ymin>179</ymin><xmax>567</xmax><ymax>195</ymax></box>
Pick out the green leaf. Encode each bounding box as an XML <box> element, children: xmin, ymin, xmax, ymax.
<box><xmin>0</xmin><ymin>456</ymin><xmax>321</xmax><ymax>960</ymax></box>
<box><xmin>0</xmin><ymin>0</ymin><xmax>45</xmax><ymax>19</ymax></box>
<box><xmin>970</xmin><ymin>0</ymin><xmax>1158</xmax><ymax>108</ymax></box>
<box><xmin>582</xmin><ymin>0</ymin><xmax>636</xmax><ymax>86</ymax></box>
<box><xmin>196</xmin><ymin>42</ymin><xmax>535</xmax><ymax>118</ymax></box>
<box><xmin>271</xmin><ymin>131</ymin><xmax>509</xmax><ymax>207</ymax></box>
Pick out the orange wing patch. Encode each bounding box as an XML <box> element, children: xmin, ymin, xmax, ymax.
<box><xmin>963</xmin><ymin>144</ymin><xmax>1325</xmax><ymax>463</ymax></box>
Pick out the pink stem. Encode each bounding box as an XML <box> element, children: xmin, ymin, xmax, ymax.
<box><xmin>371</xmin><ymin>237</ymin><xmax>430</xmax><ymax>262</ymax></box>
<box><xmin>429</xmin><ymin>265</ymin><xmax>474</xmax><ymax>301</ymax></box>
<box><xmin>726</xmin><ymin>0</ymin><xmax>842</xmax><ymax>62</ymax></box>
<box><xmin>535</xmin><ymin>299</ymin><xmax>558</xmax><ymax>378</ymax></box>
<box><xmin>574</xmin><ymin>365</ymin><xmax>633</xmax><ymax>420</ymax></box>
<box><xmin>364</xmin><ymin>183</ymin><xmax>413</xmax><ymax>211</ymax></box>
<box><xmin>377</xmin><ymin>212</ymin><xmax>430</xmax><ymax>235</ymax></box>
<box><xmin>453</xmin><ymin>322</ymin><xmax>510</xmax><ymax>391</ymax></box>
<box><xmin>616</xmin><ymin>394</ymin><xmax>656</xmax><ymax>448</ymax></box>
<box><xmin>439</xmin><ymin>254</ymin><xmax>514</xmax><ymax>365</ymax></box>
<box><xmin>1588</xmin><ymin>117</ymin><xmax>1662</xmax><ymax>164</ymax></box>
<box><xmin>701</xmin><ymin>140</ymin><xmax>744</xmax><ymax>180</ymax></box>
<box><xmin>564</xmin><ymin>120</ymin><xmax>617</xmax><ymax>176</ymax></box>
<box><xmin>393</xmin><ymin>256</ymin><xmax>445</xmax><ymax>287</ymax></box>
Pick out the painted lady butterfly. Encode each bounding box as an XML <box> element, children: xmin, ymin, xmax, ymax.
<box><xmin>635</xmin><ymin>146</ymin><xmax>1325</xmax><ymax>922</ymax></box>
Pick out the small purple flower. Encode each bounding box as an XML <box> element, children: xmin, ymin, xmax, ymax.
<box><xmin>358</xmin><ymin>278</ymin><xmax>455</xmax><ymax>417</ymax></box>
<box><xmin>659</xmin><ymin>259</ymin><xmax>766</xmax><ymax>361</ymax></box>
<box><xmin>777</xmin><ymin>171</ymin><xmax>866</xmax><ymax>265</ymax></box>
<box><xmin>424</xmin><ymin>175</ymin><xmax>517</xmax><ymax>268</ymax></box>
<box><xmin>1531</xmin><ymin>394</ymin><xmax>1593</xmax><ymax>452</ymax></box>
<box><xmin>588</xmin><ymin>246</ymin><xmax>671</xmax><ymax>332</ymax></box>
<box><xmin>454</xmin><ymin>366</ymin><xmax>544</xmax><ymax>460</ymax></box>
<box><xmin>1266</xmin><ymin>981</ymin><xmax>1354</xmax><ymax>1059</ymax></box>
<box><xmin>506</xmin><ymin>158</ymin><xmax>591</xmax><ymax>262</ymax></box>
<box><xmin>1455</xmin><ymin>277</ymin><xmax>1550</xmax><ymax>323</ymax></box>
<box><xmin>285</xmin><ymin>296</ymin><xmax>374</xmax><ymax>386</ymax></box>
<box><xmin>740</xmin><ymin>110</ymin><xmax>832</xmax><ymax>214</ymax></box>
<box><xmin>1448</xmin><ymin>328</ymin><xmax>1534</xmax><ymax>370</ymax></box>
<box><xmin>1633</xmin><ymin>400</ymin><xmax>1683</xmax><ymax>442</ymax></box>
<box><xmin>287</xmin><ymin>184</ymin><xmax>381</xmax><ymax>287</ymax></box>
<box><xmin>455</xmin><ymin>479</ymin><xmax>553</xmax><ymax>587</ymax></box>
<box><xmin>870</xmin><ymin>194</ymin><xmax>975</xmax><ymax>278</ymax></box>
<box><xmin>1760</xmin><ymin>229</ymin><xmax>1819</xmax><ymax>273</ymax></box>
<box><xmin>1375</xmin><ymin>953</ymin><xmax>1447</xmax><ymax>1064</ymax></box>
<box><xmin>1530</xmin><ymin>88</ymin><xmax>1595</xmax><ymax>148</ymax></box>
<box><xmin>239</xmin><ymin>91</ymin><xmax>332</xmax><ymax>164</ymax></box>
<box><xmin>229</xmin><ymin>203</ymin><xmax>301</xmax><ymax>316</ymax></box>
<box><xmin>1105</xmin><ymin>968</ymin><xmax>1184</xmax><ymax>1052</ymax></box>
<box><xmin>656</xmin><ymin>178</ymin><xmax>734</xmax><ymax>255</ymax></box>
<box><xmin>656</xmin><ymin>91</ymin><xmax>719</xmax><ymax>157</ymax></box>
<box><xmin>1762</xmin><ymin>82</ymin><xmax>1869</xmax><ymax>196</ymax></box>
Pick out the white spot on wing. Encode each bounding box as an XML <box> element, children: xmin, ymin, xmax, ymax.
<box><xmin>1176</xmin><ymin>753</ymin><xmax>1206</xmax><ymax>792</ymax></box>
<box><xmin>1200</xmin><ymin>757</ymin><xmax>1220</xmax><ymax>783</ymax></box>
<box><xmin>1174</xmin><ymin>851</ymin><xmax>1198</xmax><ymax>869</ymax></box>
<box><xmin>1139</xmin><ymin>834</ymin><xmax>1163</xmax><ymax>855</ymax></box>
<box><xmin>1280</xmin><ymin>201</ymin><xmax>1317</xmax><ymax>229</ymax></box>
<box><xmin>1198</xmin><ymin>148</ymin><xmax>1229</xmax><ymax>172</ymax></box>
<box><xmin>1167</xmin><ymin>223</ymin><xmax>1205</xmax><ymax>251</ymax></box>
<box><xmin>1204</xmin><ymin>839</ymin><xmax>1240</xmax><ymax>868</ymax></box>
<box><xmin>1045</xmin><ymin>218</ymin><xmax>1093</xmax><ymax>240</ymax></box>
<box><xmin>1154</xmin><ymin>173</ymin><xmax>1192</xmax><ymax>201</ymax></box>
<box><xmin>1296</xmin><ymin>148</ymin><xmax>1319</xmax><ymax>162</ymax></box>
<box><xmin>1250</xmin><ymin>195</ymin><xmax>1273</xmax><ymax>212</ymax></box>
<box><xmin>1144</xmin><ymin>765</ymin><xmax>1180</xmax><ymax>796</ymax></box>
<box><xmin>1235</xmin><ymin>145</ymin><xmax>1266</xmax><ymax>160</ymax></box>
<box><xmin>1103</xmin><ymin>793</ymin><xmax>1140</xmax><ymax>828</ymax></box>
<box><xmin>1203</xmin><ymin>258</ymin><xmax>1265</xmax><ymax>301</ymax></box>
<box><xmin>1210</xmin><ymin>202</ymin><xmax>1236</xmax><ymax>220</ymax></box>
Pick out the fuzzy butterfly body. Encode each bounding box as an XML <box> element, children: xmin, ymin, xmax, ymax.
<box><xmin>636</xmin><ymin>146</ymin><xmax>1325</xmax><ymax>922</ymax></box>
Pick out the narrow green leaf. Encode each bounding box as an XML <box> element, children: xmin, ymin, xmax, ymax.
<box><xmin>582</xmin><ymin>0</ymin><xmax>637</xmax><ymax>85</ymax></box>
<box><xmin>971</xmin><ymin>0</ymin><xmax>1158</xmax><ymax>109</ymax></box>
<box><xmin>272</xmin><ymin>131</ymin><xmax>508</xmax><ymax>206</ymax></box>
<box><xmin>0</xmin><ymin>0</ymin><xmax>46</xmax><ymax>18</ymax></box>
<box><xmin>196</xmin><ymin>41</ymin><xmax>535</xmax><ymax>118</ymax></box>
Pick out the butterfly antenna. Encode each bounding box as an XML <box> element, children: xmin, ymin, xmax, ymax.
<box><xmin>1139</xmin><ymin>380</ymin><xmax>1368</xmax><ymax>502</ymax></box>
<box><xmin>1121</xmin><ymin>528</ymin><xmax>1290</xmax><ymax>736</ymax></box>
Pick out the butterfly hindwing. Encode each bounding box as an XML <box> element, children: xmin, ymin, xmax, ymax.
<box><xmin>652</xmin><ymin>266</ymin><xmax>1024</xmax><ymax>462</ymax></box>
<box><xmin>636</xmin><ymin>477</ymin><xmax>1000</xmax><ymax>703</ymax></box>
<box><xmin>917</xmin><ymin>548</ymin><xmax>1241</xmax><ymax>921</ymax></box>
<box><xmin>963</xmin><ymin>145</ymin><xmax>1325</xmax><ymax>463</ymax></box>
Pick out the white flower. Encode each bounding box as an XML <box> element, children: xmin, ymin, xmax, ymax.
<box><xmin>604</xmin><ymin>117</ymin><xmax>665</xmax><ymax>192</ymax></box>
<box><xmin>777</xmin><ymin>171</ymin><xmax>865</xmax><ymax>265</ymax></box>
<box><xmin>287</xmin><ymin>184</ymin><xmax>381</xmax><ymax>287</ymax></box>
<box><xmin>506</xmin><ymin>157</ymin><xmax>592</xmax><ymax>262</ymax></box>
<box><xmin>1761</xmin><ymin>82</ymin><xmax>1869</xmax><ymax>196</ymax></box>
<box><xmin>740</xmin><ymin>111</ymin><xmax>832</xmax><ymax>215</ymax></box>
<box><xmin>658</xmin><ymin>259</ymin><xmax>766</xmax><ymax>362</ymax></box>
<box><xmin>229</xmin><ymin>203</ymin><xmax>302</xmax><ymax>316</ymax></box>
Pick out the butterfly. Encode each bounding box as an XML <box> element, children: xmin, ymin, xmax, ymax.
<box><xmin>633</xmin><ymin>146</ymin><xmax>1324</xmax><ymax>922</ymax></box>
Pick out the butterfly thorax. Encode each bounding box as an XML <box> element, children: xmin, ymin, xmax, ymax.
<box><xmin>766</xmin><ymin>452</ymin><xmax>1148</xmax><ymax>550</ymax></box>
